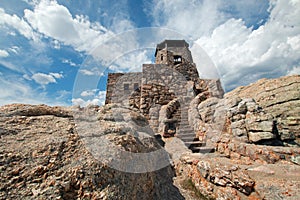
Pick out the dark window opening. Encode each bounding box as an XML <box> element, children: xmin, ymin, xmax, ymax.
<box><xmin>174</xmin><ymin>55</ymin><xmax>182</xmax><ymax>64</ymax></box>
<box><xmin>161</xmin><ymin>54</ymin><xmax>163</xmax><ymax>61</ymax></box>
<box><xmin>168</xmin><ymin>123</ymin><xmax>176</xmax><ymax>130</ymax></box>
<box><xmin>133</xmin><ymin>83</ymin><xmax>139</xmax><ymax>91</ymax></box>
<box><xmin>124</xmin><ymin>83</ymin><xmax>129</xmax><ymax>90</ymax></box>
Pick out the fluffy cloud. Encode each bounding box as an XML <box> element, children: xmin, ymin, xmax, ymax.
<box><xmin>79</xmin><ymin>68</ymin><xmax>104</xmax><ymax>76</ymax></box>
<box><xmin>0</xmin><ymin>60</ymin><xmax>24</xmax><ymax>73</ymax></box>
<box><xmin>72</xmin><ymin>90</ymin><xmax>106</xmax><ymax>106</ymax></box>
<box><xmin>151</xmin><ymin>0</ymin><xmax>300</xmax><ymax>91</ymax></box>
<box><xmin>23</xmin><ymin>0</ymin><xmax>113</xmax><ymax>52</ymax></box>
<box><xmin>49</xmin><ymin>72</ymin><xmax>63</xmax><ymax>79</ymax></box>
<box><xmin>62</xmin><ymin>59</ymin><xmax>77</xmax><ymax>67</ymax></box>
<box><xmin>0</xmin><ymin>8</ymin><xmax>38</xmax><ymax>41</ymax></box>
<box><xmin>21</xmin><ymin>0</ymin><xmax>149</xmax><ymax>74</ymax></box>
<box><xmin>80</xmin><ymin>89</ymin><xmax>97</xmax><ymax>97</ymax></box>
<box><xmin>109</xmin><ymin>50</ymin><xmax>152</xmax><ymax>72</ymax></box>
<box><xmin>31</xmin><ymin>72</ymin><xmax>63</xmax><ymax>85</ymax></box>
<box><xmin>0</xmin><ymin>76</ymin><xmax>66</xmax><ymax>106</ymax></box>
<box><xmin>196</xmin><ymin>0</ymin><xmax>300</xmax><ymax>90</ymax></box>
<box><xmin>288</xmin><ymin>66</ymin><xmax>300</xmax><ymax>75</ymax></box>
<box><xmin>151</xmin><ymin>0</ymin><xmax>225</xmax><ymax>38</ymax></box>
<box><xmin>2</xmin><ymin>0</ymin><xmax>150</xmax><ymax>74</ymax></box>
<box><xmin>0</xmin><ymin>49</ymin><xmax>9</xmax><ymax>57</ymax></box>
<box><xmin>8</xmin><ymin>46</ymin><xmax>20</xmax><ymax>54</ymax></box>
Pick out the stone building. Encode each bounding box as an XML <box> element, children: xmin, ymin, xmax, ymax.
<box><xmin>105</xmin><ymin>40</ymin><xmax>224</xmax><ymax>151</ymax></box>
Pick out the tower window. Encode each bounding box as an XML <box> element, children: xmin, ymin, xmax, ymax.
<box><xmin>174</xmin><ymin>55</ymin><xmax>182</xmax><ymax>64</ymax></box>
<box><xmin>161</xmin><ymin>54</ymin><xmax>163</xmax><ymax>61</ymax></box>
<box><xmin>124</xmin><ymin>83</ymin><xmax>129</xmax><ymax>90</ymax></box>
<box><xmin>133</xmin><ymin>83</ymin><xmax>139</xmax><ymax>90</ymax></box>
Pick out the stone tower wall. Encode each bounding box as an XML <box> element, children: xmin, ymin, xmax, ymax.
<box><xmin>155</xmin><ymin>49</ymin><xmax>174</xmax><ymax>65</ymax></box>
<box><xmin>105</xmin><ymin>72</ymin><xmax>142</xmax><ymax>105</ymax></box>
<box><xmin>105</xmin><ymin>73</ymin><xmax>124</xmax><ymax>104</ymax></box>
<box><xmin>167</xmin><ymin>46</ymin><xmax>193</xmax><ymax>63</ymax></box>
<box><xmin>155</xmin><ymin>47</ymin><xmax>193</xmax><ymax>65</ymax></box>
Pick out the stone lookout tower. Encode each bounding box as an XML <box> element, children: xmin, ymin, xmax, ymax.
<box><xmin>105</xmin><ymin>39</ymin><xmax>224</xmax><ymax>152</ymax></box>
<box><xmin>155</xmin><ymin>40</ymin><xmax>193</xmax><ymax>65</ymax></box>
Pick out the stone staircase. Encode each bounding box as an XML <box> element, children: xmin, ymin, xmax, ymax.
<box><xmin>176</xmin><ymin>108</ymin><xmax>215</xmax><ymax>153</ymax></box>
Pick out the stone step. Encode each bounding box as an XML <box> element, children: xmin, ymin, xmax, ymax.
<box><xmin>179</xmin><ymin>118</ymin><xmax>189</xmax><ymax>120</ymax></box>
<box><xmin>177</xmin><ymin>131</ymin><xmax>194</xmax><ymax>136</ymax></box>
<box><xmin>178</xmin><ymin>132</ymin><xmax>194</xmax><ymax>136</ymax></box>
<box><xmin>177</xmin><ymin>133</ymin><xmax>196</xmax><ymax>137</ymax></box>
<box><xmin>177</xmin><ymin>129</ymin><xmax>194</xmax><ymax>133</ymax></box>
<box><xmin>179</xmin><ymin>119</ymin><xmax>189</xmax><ymax>122</ymax></box>
<box><xmin>180</xmin><ymin>137</ymin><xmax>197</xmax><ymax>143</ymax></box>
<box><xmin>190</xmin><ymin>146</ymin><xmax>215</xmax><ymax>153</ymax></box>
<box><xmin>184</xmin><ymin>141</ymin><xmax>205</xmax><ymax>145</ymax></box>
<box><xmin>177</xmin><ymin>128</ymin><xmax>194</xmax><ymax>132</ymax></box>
<box><xmin>178</xmin><ymin>124</ymin><xmax>192</xmax><ymax>127</ymax></box>
<box><xmin>180</xmin><ymin>114</ymin><xmax>189</xmax><ymax>117</ymax></box>
<box><xmin>179</xmin><ymin>123</ymin><xmax>189</xmax><ymax>125</ymax></box>
<box><xmin>177</xmin><ymin>126</ymin><xmax>193</xmax><ymax>130</ymax></box>
<box><xmin>177</xmin><ymin>118</ymin><xmax>189</xmax><ymax>121</ymax></box>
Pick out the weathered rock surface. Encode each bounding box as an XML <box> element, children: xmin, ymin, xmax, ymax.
<box><xmin>176</xmin><ymin>153</ymin><xmax>300</xmax><ymax>200</ymax></box>
<box><xmin>227</xmin><ymin>75</ymin><xmax>300</xmax><ymax>144</ymax></box>
<box><xmin>0</xmin><ymin>104</ymin><xmax>183</xmax><ymax>199</ymax></box>
<box><xmin>192</xmin><ymin>75</ymin><xmax>300</xmax><ymax>146</ymax></box>
<box><xmin>173</xmin><ymin>75</ymin><xmax>300</xmax><ymax>200</ymax></box>
<box><xmin>1</xmin><ymin>75</ymin><xmax>299</xmax><ymax>200</ymax></box>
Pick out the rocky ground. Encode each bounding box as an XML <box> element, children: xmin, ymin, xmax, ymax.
<box><xmin>0</xmin><ymin>75</ymin><xmax>299</xmax><ymax>199</ymax></box>
<box><xmin>176</xmin><ymin>75</ymin><xmax>300</xmax><ymax>199</ymax></box>
<box><xmin>0</xmin><ymin>104</ymin><xmax>183</xmax><ymax>199</ymax></box>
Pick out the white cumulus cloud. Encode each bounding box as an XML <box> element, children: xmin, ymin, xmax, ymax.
<box><xmin>151</xmin><ymin>0</ymin><xmax>300</xmax><ymax>91</ymax></box>
<box><xmin>0</xmin><ymin>76</ymin><xmax>66</xmax><ymax>106</ymax></box>
<box><xmin>0</xmin><ymin>49</ymin><xmax>9</xmax><ymax>57</ymax></box>
<box><xmin>23</xmin><ymin>0</ymin><xmax>113</xmax><ymax>52</ymax></box>
<box><xmin>62</xmin><ymin>59</ymin><xmax>77</xmax><ymax>67</ymax></box>
<box><xmin>31</xmin><ymin>72</ymin><xmax>63</xmax><ymax>86</ymax></box>
<box><xmin>0</xmin><ymin>8</ymin><xmax>38</xmax><ymax>41</ymax></box>
<box><xmin>80</xmin><ymin>89</ymin><xmax>97</xmax><ymax>97</ymax></box>
<box><xmin>72</xmin><ymin>90</ymin><xmax>106</xmax><ymax>107</ymax></box>
<box><xmin>288</xmin><ymin>66</ymin><xmax>300</xmax><ymax>75</ymax></box>
<box><xmin>151</xmin><ymin>0</ymin><xmax>225</xmax><ymax>38</ymax></box>
<box><xmin>196</xmin><ymin>0</ymin><xmax>300</xmax><ymax>90</ymax></box>
<box><xmin>109</xmin><ymin>50</ymin><xmax>152</xmax><ymax>72</ymax></box>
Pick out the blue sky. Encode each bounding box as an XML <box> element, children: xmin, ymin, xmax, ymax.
<box><xmin>0</xmin><ymin>0</ymin><xmax>299</xmax><ymax>106</ymax></box>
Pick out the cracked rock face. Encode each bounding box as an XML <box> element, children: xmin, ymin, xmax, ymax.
<box><xmin>0</xmin><ymin>75</ymin><xmax>299</xmax><ymax>200</ymax></box>
<box><xmin>197</xmin><ymin>159</ymin><xmax>255</xmax><ymax>195</ymax></box>
<box><xmin>175</xmin><ymin>75</ymin><xmax>300</xmax><ymax>200</ymax></box>
<box><xmin>226</xmin><ymin>75</ymin><xmax>300</xmax><ymax>144</ymax></box>
<box><xmin>194</xmin><ymin>75</ymin><xmax>300</xmax><ymax>146</ymax></box>
<box><xmin>0</xmin><ymin>104</ymin><xmax>183</xmax><ymax>200</ymax></box>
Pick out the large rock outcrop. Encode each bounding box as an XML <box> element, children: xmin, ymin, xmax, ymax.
<box><xmin>0</xmin><ymin>75</ymin><xmax>299</xmax><ymax>200</ymax></box>
<box><xmin>0</xmin><ymin>104</ymin><xmax>183</xmax><ymax>199</ymax></box>
<box><xmin>174</xmin><ymin>75</ymin><xmax>300</xmax><ymax>200</ymax></box>
<box><xmin>227</xmin><ymin>75</ymin><xmax>300</xmax><ymax>144</ymax></box>
<box><xmin>191</xmin><ymin>75</ymin><xmax>300</xmax><ymax>146</ymax></box>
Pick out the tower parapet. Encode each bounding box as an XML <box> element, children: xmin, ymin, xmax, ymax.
<box><xmin>155</xmin><ymin>40</ymin><xmax>193</xmax><ymax>65</ymax></box>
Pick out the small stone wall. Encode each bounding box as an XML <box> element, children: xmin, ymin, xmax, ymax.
<box><xmin>105</xmin><ymin>72</ymin><xmax>142</xmax><ymax>105</ymax></box>
<box><xmin>140</xmin><ymin>64</ymin><xmax>190</xmax><ymax>132</ymax></box>
<box><xmin>172</xmin><ymin>63</ymin><xmax>199</xmax><ymax>82</ymax></box>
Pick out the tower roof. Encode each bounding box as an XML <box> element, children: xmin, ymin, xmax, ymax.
<box><xmin>155</xmin><ymin>40</ymin><xmax>189</xmax><ymax>56</ymax></box>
